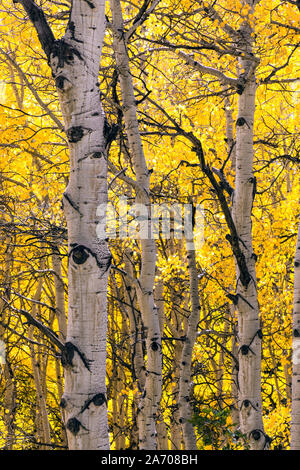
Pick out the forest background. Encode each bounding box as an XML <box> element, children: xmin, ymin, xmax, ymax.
<box><xmin>0</xmin><ymin>0</ymin><xmax>299</xmax><ymax>451</ymax></box>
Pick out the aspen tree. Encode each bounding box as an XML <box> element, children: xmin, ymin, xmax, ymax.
<box><xmin>291</xmin><ymin>216</ymin><xmax>300</xmax><ymax>449</ymax></box>
<box><xmin>109</xmin><ymin>0</ymin><xmax>162</xmax><ymax>449</ymax></box>
<box><xmin>231</xmin><ymin>3</ymin><xmax>265</xmax><ymax>447</ymax></box>
<box><xmin>178</xmin><ymin>237</ymin><xmax>201</xmax><ymax>450</ymax></box>
<box><xmin>19</xmin><ymin>0</ymin><xmax>110</xmax><ymax>449</ymax></box>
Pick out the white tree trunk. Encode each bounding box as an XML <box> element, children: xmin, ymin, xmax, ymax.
<box><xmin>232</xmin><ymin>2</ymin><xmax>265</xmax><ymax>449</ymax></box>
<box><xmin>109</xmin><ymin>0</ymin><xmax>162</xmax><ymax>449</ymax></box>
<box><xmin>20</xmin><ymin>0</ymin><xmax>110</xmax><ymax>449</ymax></box>
<box><xmin>291</xmin><ymin>215</ymin><xmax>300</xmax><ymax>449</ymax></box>
<box><xmin>178</xmin><ymin>238</ymin><xmax>200</xmax><ymax>450</ymax></box>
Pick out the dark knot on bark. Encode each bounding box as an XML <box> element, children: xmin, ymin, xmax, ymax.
<box><xmin>66</xmin><ymin>126</ymin><xmax>85</xmax><ymax>143</ymax></box>
<box><xmin>92</xmin><ymin>393</ymin><xmax>106</xmax><ymax>407</ymax></box>
<box><xmin>151</xmin><ymin>341</ymin><xmax>159</xmax><ymax>351</ymax></box>
<box><xmin>71</xmin><ymin>245</ymin><xmax>89</xmax><ymax>265</ymax></box>
<box><xmin>61</xmin><ymin>341</ymin><xmax>91</xmax><ymax>371</ymax></box>
<box><xmin>240</xmin><ymin>344</ymin><xmax>250</xmax><ymax>355</ymax></box>
<box><xmin>251</xmin><ymin>429</ymin><xmax>262</xmax><ymax>441</ymax></box>
<box><xmin>66</xmin><ymin>417</ymin><xmax>82</xmax><ymax>436</ymax></box>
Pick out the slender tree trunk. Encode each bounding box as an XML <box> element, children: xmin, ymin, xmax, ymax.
<box><xmin>166</xmin><ymin>274</ymin><xmax>189</xmax><ymax>450</ymax></box>
<box><xmin>28</xmin><ymin>271</ymin><xmax>51</xmax><ymax>449</ymax></box>
<box><xmin>20</xmin><ymin>0</ymin><xmax>110</xmax><ymax>449</ymax></box>
<box><xmin>0</xmin><ymin>245</ymin><xmax>16</xmax><ymax>449</ymax></box>
<box><xmin>170</xmin><ymin>340</ymin><xmax>184</xmax><ymax>450</ymax></box>
<box><xmin>291</xmin><ymin>215</ymin><xmax>300</xmax><ymax>449</ymax></box>
<box><xmin>229</xmin><ymin>304</ymin><xmax>240</xmax><ymax>433</ymax></box>
<box><xmin>178</xmin><ymin>238</ymin><xmax>201</xmax><ymax>450</ymax></box>
<box><xmin>232</xmin><ymin>1</ymin><xmax>265</xmax><ymax>449</ymax></box>
<box><xmin>109</xmin><ymin>0</ymin><xmax>162</xmax><ymax>449</ymax></box>
<box><xmin>154</xmin><ymin>279</ymin><xmax>169</xmax><ymax>450</ymax></box>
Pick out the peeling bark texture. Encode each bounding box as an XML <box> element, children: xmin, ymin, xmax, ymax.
<box><xmin>291</xmin><ymin>215</ymin><xmax>300</xmax><ymax>449</ymax></box>
<box><xmin>178</xmin><ymin>238</ymin><xmax>201</xmax><ymax>450</ymax></box>
<box><xmin>109</xmin><ymin>0</ymin><xmax>162</xmax><ymax>449</ymax></box>
<box><xmin>20</xmin><ymin>0</ymin><xmax>110</xmax><ymax>450</ymax></box>
<box><xmin>232</xmin><ymin>1</ymin><xmax>265</xmax><ymax>450</ymax></box>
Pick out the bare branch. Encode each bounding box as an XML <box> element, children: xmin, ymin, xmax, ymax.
<box><xmin>0</xmin><ymin>47</ymin><xmax>64</xmax><ymax>130</ymax></box>
<box><xmin>19</xmin><ymin>0</ymin><xmax>55</xmax><ymax>59</ymax></box>
<box><xmin>174</xmin><ymin>48</ymin><xmax>238</xmax><ymax>87</ymax></box>
<box><xmin>1</xmin><ymin>297</ymin><xmax>64</xmax><ymax>350</ymax></box>
<box><xmin>125</xmin><ymin>0</ymin><xmax>161</xmax><ymax>41</ymax></box>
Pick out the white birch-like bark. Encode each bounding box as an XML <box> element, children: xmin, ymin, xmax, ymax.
<box><xmin>20</xmin><ymin>0</ymin><xmax>110</xmax><ymax>449</ymax></box>
<box><xmin>291</xmin><ymin>215</ymin><xmax>300</xmax><ymax>449</ymax></box>
<box><xmin>232</xmin><ymin>1</ymin><xmax>265</xmax><ymax>449</ymax></box>
<box><xmin>109</xmin><ymin>0</ymin><xmax>162</xmax><ymax>449</ymax></box>
<box><xmin>178</xmin><ymin>238</ymin><xmax>201</xmax><ymax>450</ymax></box>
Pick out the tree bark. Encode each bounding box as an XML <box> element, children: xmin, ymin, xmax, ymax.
<box><xmin>109</xmin><ymin>0</ymin><xmax>162</xmax><ymax>449</ymax></box>
<box><xmin>178</xmin><ymin>238</ymin><xmax>201</xmax><ymax>450</ymax></box>
<box><xmin>291</xmin><ymin>215</ymin><xmax>300</xmax><ymax>449</ymax></box>
<box><xmin>232</xmin><ymin>1</ymin><xmax>265</xmax><ymax>449</ymax></box>
<box><xmin>19</xmin><ymin>0</ymin><xmax>110</xmax><ymax>449</ymax></box>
